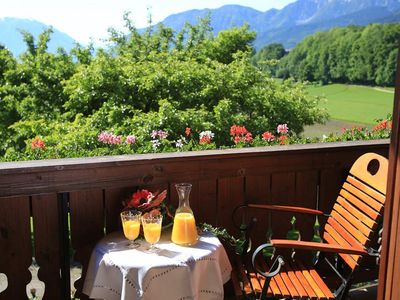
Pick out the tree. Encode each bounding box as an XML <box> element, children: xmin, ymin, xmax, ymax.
<box><xmin>252</xmin><ymin>43</ymin><xmax>286</xmax><ymax>75</ymax></box>
<box><xmin>277</xmin><ymin>23</ymin><xmax>399</xmax><ymax>86</ymax></box>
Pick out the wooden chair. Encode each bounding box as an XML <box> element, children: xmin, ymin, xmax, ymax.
<box><xmin>229</xmin><ymin>152</ymin><xmax>387</xmax><ymax>300</ymax></box>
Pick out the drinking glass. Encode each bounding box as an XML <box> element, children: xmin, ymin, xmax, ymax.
<box><xmin>120</xmin><ymin>210</ymin><xmax>142</xmax><ymax>248</ymax></box>
<box><xmin>141</xmin><ymin>214</ymin><xmax>163</xmax><ymax>252</ymax></box>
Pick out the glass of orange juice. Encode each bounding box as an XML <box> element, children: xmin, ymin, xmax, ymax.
<box><xmin>120</xmin><ymin>210</ymin><xmax>142</xmax><ymax>248</ymax></box>
<box><xmin>141</xmin><ymin>214</ymin><xmax>163</xmax><ymax>252</ymax></box>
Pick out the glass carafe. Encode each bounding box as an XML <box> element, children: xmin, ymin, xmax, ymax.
<box><xmin>171</xmin><ymin>183</ymin><xmax>198</xmax><ymax>246</ymax></box>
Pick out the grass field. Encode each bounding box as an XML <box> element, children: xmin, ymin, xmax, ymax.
<box><xmin>303</xmin><ymin>83</ymin><xmax>394</xmax><ymax>137</ymax></box>
<box><xmin>307</xmin><ymin>84</ymin><xmax>394</xmax><ymax>124</ymax></box>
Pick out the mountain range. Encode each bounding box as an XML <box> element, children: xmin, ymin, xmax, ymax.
<box><xmin>0</xmin><ymin>17</ymin><xmax>75</xmax><ymax>56</ymax></box>
<box><xmin>1</xmin><ymin>0</ymin><xmax>400</xmax><ymax>56</ymax></box>
<box><xmin>160</xmin><ymin>0</ymin><xmax>400</xmax><ymax>49</ymax></box>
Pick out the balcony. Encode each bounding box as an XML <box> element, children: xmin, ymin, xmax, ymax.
<box><xmin>0</xmin><ymin>139</ymin><xmax>389</xmax><ymax>299</ymax></box>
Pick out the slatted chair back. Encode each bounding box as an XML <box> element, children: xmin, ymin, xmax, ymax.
<box><xmin>323</xmin><ymin>152</ymin><xmax>388</xmax><ymax>270</ymax></box>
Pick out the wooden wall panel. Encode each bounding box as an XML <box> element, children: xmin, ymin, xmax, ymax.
<box><xmin>0</xmin><ymin>196</ymin><xmax>32</xmax><ymax>300</ymax></box>
<box><xmin>104</xmin><ymin>187</ymin><xmax>135</xmax><ymax>234</ymax></box>
<box><xmin>31</xmin><ymin>193</ymin><xmax>63</xmax><ymax>300</ymax></box>
<box><xmin>319</xmin><ymin>168</ymin><xmax>346</xmax><ymax>228</ymax></box>
<box><xmin>217</xmin><ymin>177</ymin><xmax>245</xmax><ymax>235</ymax></box>
<box><xmin>197</xmin><ymin>179</ymin><xmax>218</xmax><ymax>225</ymax></box>
<box><xmin>270</xmin><ymin>172</ymin><xmax>296</xmax><ymax>239</ymax></box>
<box><xmin>245</xmin><ymin>175</ymin><xmax>271</xmax><ymax>246</ymax></box>
<box><xmin>69</xmin><ymin>189</ymin><xmax>104</xmax><ymax>300</ymax></box>
<box><xmin>295</xmin><ymin>170</ymin><xmax>319</xmax><ymax>241</ymax></box>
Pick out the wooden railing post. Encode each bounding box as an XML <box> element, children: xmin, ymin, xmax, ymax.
<box><xmin>58</xmin><ymin>193</ymin><xmax>71</xmax><ymax>299</ymax></box>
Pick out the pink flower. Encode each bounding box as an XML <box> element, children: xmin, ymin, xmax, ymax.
<box><xmin>244</xmin><ymin>132</ymin><xmax>253</xmax><ymax>143</ymax></box>
<box><xmin>185</xmin><ymin>127</ymin><xmax>191</xmax><ymax>136</ymax></box>
<box><xmin>277</xmin><ymin>124</ymin><xmax>289</xmax><ymax>135</ymax></box>
<box><xmin>262</xmin><ymin>131</ymin><xmax>275</xmax><ymax>141</ymax></box>
<box><xmin>125</xmin><ymin>135</ymin><xmax>136</xmax><ymax>145</ymax></box>
<box><xmin>151</xmin><ymin>130</ymin><xmax>168</xmax><ymax>140</ymax></box>
<box><xmin>31</xmin><ymin>137</ymin><xmax>46</xmax><ymax>150</ymax></box>
<box><xmin>98</xmin><ymin>131</ymin><xmax>122</xmax><ymax>145</ymax></box>
<box><xmin>233</xmin><ymin>136</ymin><xmax>241</xmax><ymax>144</ymax></box>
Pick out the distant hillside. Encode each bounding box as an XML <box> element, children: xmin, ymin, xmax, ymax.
<box><xmin>153</xmin><ymin>0</ymin><xmax>400</xmax><ymax>49</ymax></box>
<box><xmin>0</xmin><ymin>17</ymin><xmax>76</xmax><ymax>56</ymax></box>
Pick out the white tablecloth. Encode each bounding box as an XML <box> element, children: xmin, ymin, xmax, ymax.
<box><xmin>83</xmin><ymin>230</ymin><xmax>232</xmax><ymax>300</ymax></box>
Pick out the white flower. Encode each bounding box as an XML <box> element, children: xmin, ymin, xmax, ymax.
<box><xmin>199</xmin><ymin>130</ymin><xmax>215</xmax><ymax>140</ymax></box>
<box><xmin>151</xmin><ymin>139</ymin><xmax>160</xmax><ymax>150</ymax></box>
<box><xmin>175</xmin><ymin>139</ymin><xmax>184</xmax><ymax>148</ymax></box>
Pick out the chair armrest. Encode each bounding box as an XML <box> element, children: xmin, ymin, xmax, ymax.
<box><xmin>247</xmin><ymin>204</ymin><xmax>326</xmax><ymax>216</ymax></box>
<box><xmin>270</xmin><ymin>239</ymin><xmax>367</xmax><ymax>255</ymax></box>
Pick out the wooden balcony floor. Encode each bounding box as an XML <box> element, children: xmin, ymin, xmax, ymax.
<box><xmin>0</xmin><ymin>270</ymin><xmax>379</xmax><ymax>300</ymax></box>
<box><xmin>348</xmin><ymin>281</ymin><xmax>378</xmax><ymax>300</ymax></box>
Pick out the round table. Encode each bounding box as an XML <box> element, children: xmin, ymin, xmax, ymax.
<box><xmin>83</xmin><ymin>230</ymin><xmax>232</xmax><ymax>300</ymax></box>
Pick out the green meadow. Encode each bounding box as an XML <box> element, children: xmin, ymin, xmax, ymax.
<box><xmin>303</xmin><ymin>84</ymin><xmax>394</xmax><ymax>137</ymax></box>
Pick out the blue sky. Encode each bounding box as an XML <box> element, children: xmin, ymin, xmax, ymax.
<box><xmin>0</xmin><ymin>0</ymin><xmax>296</xmax><ymax>43</ymax></box>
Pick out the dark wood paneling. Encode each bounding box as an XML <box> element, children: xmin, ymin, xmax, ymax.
<box><xmin>0</xmin><ymin>196</ymin><xmax>32</xmax><ymax>300</ymax></box>
<box><xmin>69</xmin><ymin>189</ymin><xmax>104</xmax><ymax>300</ymax></box>
<box><xmin>295</xmin><ymin>170</ymin><xmax>319</xmax><ymax>241</ymax></box>
<box><xmin>217</xmin><ymin>177</ymin><xmax>245</xmax><ymax>235</ymax></box>
<box><xmin>270</xmin><ymin>172</ymin><xmax>296</xmax><ymax>239</ymax></box>
<box><xmin>197</xmin><ymin>179</ymin><xmax>218</xmax><ymax>225</ymax></box>
<box><xmin>378</xmin><ymin>49</ymin><xmax>400</xmax><ymax>300</ymax></box>
<box><xmin>104</xmin><ymin>187</ymin><xmax>135</xmax><ymax>234</ymax></box>
<box><xmin>32</xmin><ymin>193</ymin><xmax>63</xmax><ymax>300</ymax></box>
<box><xmin>245</xmin><ymin>175</ymin><xmax>271</xmax><ymax>246</ymax></box>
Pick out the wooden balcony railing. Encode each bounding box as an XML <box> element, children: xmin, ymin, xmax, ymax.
<box><xmin>0</xmin><ymin>139</ymin><xmax>389</xmax><ymax>300</ymax></box>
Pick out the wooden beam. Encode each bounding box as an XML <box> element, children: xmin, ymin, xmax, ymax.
<box><xmin>378</xmin><ymin>47</ymin><xmax>400</xmax><ymax>300</ymax></box>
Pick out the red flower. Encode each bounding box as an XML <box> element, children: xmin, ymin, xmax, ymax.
<box><xmin>244</xmin><ymin>132</ymin><xmax>253</xmax><ymax>143</ymax></box>
<box><xmin>373</xmin><ymin>120</ymin><xmax>388</xmax><ymax>131</ymax></box>
<box><xmin>262</xmin><ymin>131</ymin><xmax>275</xmax><ymax>141</ymax></box>
<box><xmin>233</xmin><ymin>136</ymin><xmax>241</xmax><ymax>144</ymax></box>
<box><xmin>278</xmin><ymin>135</ymin><xmax>288</xmax><ymax>145</ymax></box>
<box><xmin>128</xmin><ymin>189</ymin><xmax>153</xmax><ymax>209</ymax></box>
<box><xmin>185</xmin><ymin>127</ymin><xmax>191</xmax><ymax>136</ymax></box>
<box><xmin>230</xmin><ymin>125</ymin><xmax>248</xmax><ymax>136</ymax></box>
<box><xmin>125</xmin><ymin>189</ymin><xmax>167</xmax><ymax>213</ymax></box>
<box><xmin>199</xmin><ymin>136</ymin><xmax>211</xmax><ymax>144</ymax></box>
<box><xmin>31</xmin><ymin>137</ymin><xmax>46</xmax><ymax>150</ymax></box>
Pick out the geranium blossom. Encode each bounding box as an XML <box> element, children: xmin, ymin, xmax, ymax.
<box><xmin>125</xmin><ymin>135</ymin><xmax>136</xmax><ymax>145</ymax></box>
<box><xmin>98</xmin><ymin>131</ymin><xmax>122</xmax><ymax>145</ymax></box>
<box><xmin>277</xmin><ymin>124</ymin><xmax>289</xmax><ymax>135</ymax></box>
<box><xmin>230</xmin><ymin>125</ymin><xmax>248</xmax><ymax>136</ymax></box>
<box><xmin>373</xmin><ymin>120</ymin><xmax>389</xmax><ymax>131</ymax></box>
<box><xmin>262</xmin><ymin>131</ymin><xmax>275</xmax><ymax>141</ymax></box>
<box><xmin>199</xmin><ymin>131</ymin><xmax>214</xmax><ymax>144</ymax></box>
<box><xmin>244</xmin><ymin>132</ymin><xmax>253</xmax><ymax>143</ymax></box>
<box><xmin>175</xmin><ymin>139</ymin><xmax>184</xmax><ymax>148</ymax></box>
<box><xmin>278</xmin><ymin>135</ymin><xmax>289</xmax><ymax>145</ymax></box>
<box><xmin>185</xmin><ymin>127</ymin><xmax>191</xmax><ymax>136</ymax></box>
<box><xmin>31</xmin><ymin>137</ymin><xmax>46</xmax><ymax>150</ymax></box>
<box><xmin>151</xmin><ymin>130</ymin><xmax>168</xmax><ymax>140</ymax></box>
<box><xmin>151</xmin><ymin>139</ymin><xmax>160</xmax><ymax>150</ymax></box>
<box><xmin>230</xmin><ymin>125</ymin><xmax>253</xmax><ymax>144</ymax></box>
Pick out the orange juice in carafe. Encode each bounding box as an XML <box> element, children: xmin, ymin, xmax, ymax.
<box><xmin>171</xmin><ymin>183</ymin><xmax>198</xmax><ymax>245</ymax></box>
